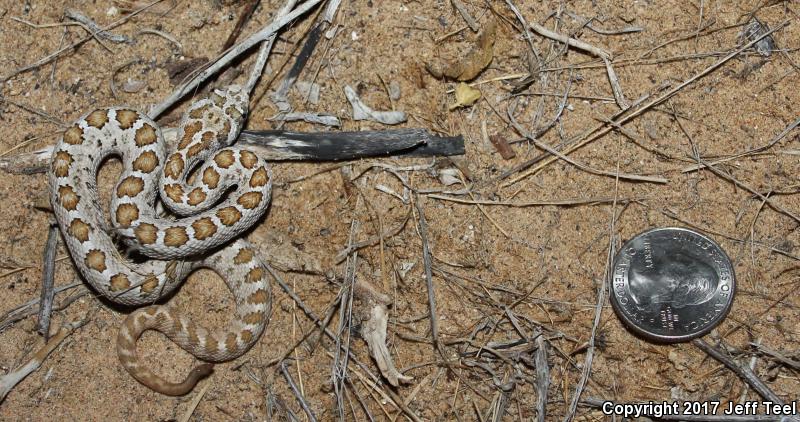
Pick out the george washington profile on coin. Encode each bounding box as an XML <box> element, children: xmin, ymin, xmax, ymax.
<box><xmin>628</xmin><ymin>251</ymin><xmax>719</xmax><ymax>312</ymax></box>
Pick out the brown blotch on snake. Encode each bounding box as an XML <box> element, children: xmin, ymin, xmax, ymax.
<box><xmin>239</xmin><ymin>151</ymin><xmax>258</xmax><ymax>169</ymax></box>
<box><xmin>115</xmin><ymin>203</ymin><xmax>140</xmax><ymax>227</ymax></box>
<box><xmin>110</xmin><ymin>273</ymin><xmax>131</xmax><ymax>291</ymax></box>
<box><xmin>58</xmin><ymin>185</ymin><xmax>80</xmax><ymax>210</ymax></box>
<box><xmin>213</xmin><ymin>150</ymin><xmax>235</xmax><ymax>168</ymax></box>
<box><xmin>216</xmin><ymin>206</ymin><xmax>242</xmax><ymax>226</ymax></box>
<box><xmin>68</xmin><ymin>218</ymin><xmax>90</xmax><ymax>242</ymax></box>
<box><xmin>63</xmin><ymin>125</ymin><xmax>84</xmax><ymax>145</ymax></box>
<box><xmin>205</xmin><ymin>335</ymin><xmax>220</xmax><ymax>355</ymax></box>
<box><xmin>245</xmin><ymin>267</ymin><xmax>264</xmax><ymax>284</ymax></box>
<box><xmin>115</xmin><ymin>109</ymin><xmax>139</xmax><ymax>130</ymax></box>
<box><xmin>188</xmin><ymin>104</ymin><xmax>211</xmax><ymax>119</ymax></box>
<box><xmin>186</xmin><ymin>324</ymin><xmax>200</xmax><ymax>346</ymax></box>
<box><xmin>247</xmin><ymin>289</ymin><xmax>269</xmax><ymax>305</ymax></box>
<box><xmin>53</xmin><ymin>151</ymin><xmax>73</xmax><ymax>177</ymax></box>
<box><xmin>85</xmin><ymin>249</ymin><xmax>107</xmax><ymax>272</ymax></box>
<box><xmin>225</xmin><ymin>106</ymin><xmax>242</xmax><ymax>122</ymax></box>
<box><xmin>140</xmin><ymin>276</ymin><xmax>159</xmax><ymax>293</ymax></box>
<box><xmin>172</xmin><ymin>317</ymin><xmax>184</xmax><ymax>334</ymax></box>
<box><xmin>162</xmin><ymin>184</ymin><xmax>184</xmax><ymax>202</ymax></box>
<box><xmin>164</xmin><ymin>226</ymin><xmax>189</xmax><ymax>247</ymax></box>
<box><xmin>187</xmin><ymin>132</ymin><xmax>215</xmax><ymax>157</ymax></box>
<box><xmin>221</xmin><ymin>121</ymin><xmax>231</xmax><ymax>140</ymax></box>
<box><xmin>178</xmin><ymin>121</ymin><xmax>203</xmax><ymax>149</ymax></box>
<box><xmin>134</xmin><ymin>124</ymin><xmax>158</xmax><ymax>146</ymax></box>
<box><xmin>242</xmin><ymin>312</ymin><xmax>262</xmax><ymax>325</ymax></box>
<box><xmin>233</xmin><ymin>248</ymin><xmax>253</xmax><ymax>264</ymax></box>
<box><xmin>191</xmin><ymin>218</ymin><xmax>217</xmax><ymax>240</ymax></box>
<box><xmin>210</xmin><ymin>92</ymin><xmax>225</xmax><ymax>106</ymax></box>
<box><xmin>116</xmin><ymin>176</ymin><xmax>145</xmax><ymax>198</ymax></box>
<box><xmin>132</xmin><ymin>151</ymin><xmax>159</xmax><ymax>173</ymax></box>
<box><xmin>86</xmin><ymin>110</ymin><xmax>109</xmax><ymax>129</ymax></box>
<box><xmin>224</xmin><ymin>333</ymin><xmax>238</xmax><ymax>351</ymax></box>
<box><xmin>163</xmin><ymin>154</ymin><xmax>185</xmax><ymax>179</ymax></box>
<box><xmin>202</xmin><ymin>167</ymin><xmax>220</xmax><ymax>189</ymax></box>
<box><xmin>250</xmin><ymin>167</ymin><xmax>269</xmax><ymax>188</ymax></box>
<box><xmin>238</xmin><ymin>150</ymin><xmax>258</xmax><ymax>169</ymax></box>
<box><xmin>134</xmin><ymin>223</ymin><xmax>158</xmax><ymax>245</ymax></box>
<box><xmin>187</xmin><ymin>188</ymin><xmax>207</xmax><ymax>206</ymax></box>
<box><xmin>237</xmin><ymin>192</ymin><xmax>263</xmax><ymax>209</ymax></box>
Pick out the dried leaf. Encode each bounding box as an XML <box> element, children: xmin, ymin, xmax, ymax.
<box><xmin>438</xmin><ymin>168</ymin><xmax>462</xmax><ymax>186</ymax></box>
<box><xmin>449</xmin><ymin>83</ymin><xmax>481</xmax><ymax>110</ymax></box>
<box><xmin>427</xmin><ymin>19</ymin><xmax>497</xmax><ymax>81</ymax></box>
<box><xmin>354</xmin><ymin>280</ymin><xmax>413</xmax><ymax>387</ymax></box>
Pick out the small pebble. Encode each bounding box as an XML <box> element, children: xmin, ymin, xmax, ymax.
<box><xmin>388</xmin><ymin>80</ymin><xmax>401</xmax><ymax>101</ymax></box>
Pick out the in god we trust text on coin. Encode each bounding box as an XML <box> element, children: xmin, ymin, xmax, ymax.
<box><xmin>610</xmin><ymin>227</ymin><xmax>736</xmax><ymax>342</ymax></box>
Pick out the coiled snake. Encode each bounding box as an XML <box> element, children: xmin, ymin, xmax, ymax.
<box><xmin>48</xmin><ymin>85</ymin><xmax>272</xmax><ymax>395</ymax></box>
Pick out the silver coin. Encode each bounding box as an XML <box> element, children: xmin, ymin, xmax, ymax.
<box><xmin>610</xmin><ymin>227</ymin><xmax>736</xmax><ymax>342</ymax></box>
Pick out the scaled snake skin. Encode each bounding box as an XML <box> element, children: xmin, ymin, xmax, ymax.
<box><xmin>49</xmin><ymin>85</ymin><xmax>273</xmax><ymax>395</ymax></box>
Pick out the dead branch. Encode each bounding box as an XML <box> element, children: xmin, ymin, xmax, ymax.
<box><xmin>0</xmin><ymin>282</ymin><xmax>87</xmax><ymax>332</ymax></box>
<box><xmin>534</xmin><ymin>335</ymin><xmax>549</xmax><ymax>422</ymax></box>
<box><xmin>0</xmin><ymin>129</ymin><xmax>465</xmax><ymax>175</ymax></box>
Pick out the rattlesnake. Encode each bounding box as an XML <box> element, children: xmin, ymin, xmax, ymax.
<box><xmin>49</xmin><ymin>85</ymin><xmax>273</xmax><ymax>395</ymax></box>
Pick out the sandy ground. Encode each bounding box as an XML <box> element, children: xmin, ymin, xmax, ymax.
<box><xmin>1</xmin><ymin>0</ymin><xmax>799</xmax><ymax>420</ymax></box>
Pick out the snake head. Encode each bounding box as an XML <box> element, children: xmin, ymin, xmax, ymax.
<box><xmin>210</xmin><ymin>84</ymin><xmax>249</xmax><ymax>146</ymax></box>
<box><xmin>211</xmin><ymin>85</ymin><xmax>250</xmax><ymax>146</ymax></box>
<box><xmin>215</xmin><ymin>84</ymin><xmax>249</xmax><ymax>117</ymax></box>
<box><xmin>177</xmin><ymin>85</ymin><xmax>250</xmax><ymax>151</ymax></box>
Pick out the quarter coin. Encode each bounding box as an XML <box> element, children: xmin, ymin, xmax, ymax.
<box><xmin>610</xmin><ymin>227</ymin><xmax>736</xmax><ymax>342</ymax></box>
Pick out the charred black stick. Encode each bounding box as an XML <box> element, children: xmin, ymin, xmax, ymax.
<box><xmin>239</xmin><ymin>128</ymin><xmax>465</xmax><ymax>160</ymax></box>
<box><xmin>272</xmin><ymin>20</ymin><xmax>325</xmax><ymax>105</ymax></box>
<box><xmin>272</xmin><ymin>0</ymin><xmax>341</xmax><ymax>107</ymax></box>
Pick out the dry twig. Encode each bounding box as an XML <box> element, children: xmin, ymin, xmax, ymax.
<box><xmin>281</xmin><ymin>361</ymin><xmax>318</xmax><ymax>422</ymax></box>
<box><xmin>36</xmin><ymin>223</ymin><xmax>59</xmax><ymax>340</ymax></box>
<box><xmin>693</xmin><ymin>339</ymin><xmax>789</xmax><ymax>406</ymax></box>
<box><xmin>413</xmin><ymin>193</ymin><xmax>442</xmax><ymax>354</ymax></box>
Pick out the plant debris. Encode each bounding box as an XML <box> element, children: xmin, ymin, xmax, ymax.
<box><xmin>489</xmin><ymin>133</ymin><xmax>516</xmax><ymax>160</ymax></box>
<box><xmin>740</xmin><ymin>17</ymin><xmax>776</xmax><ymax>57</ymax></box>
<box><xmin>426</xmin><ymin>19</ymin><xmax>497</xmax><ymax>81</ymax></box>
<box><xmin>449</xmin><ymin>82</ymin><xmax>481</xmax><ymax>110</ymax></box>
<box><xmin>344</xmin><ymin>85</ymin><xmax>407</xmax><ymax>125</ymax></box>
